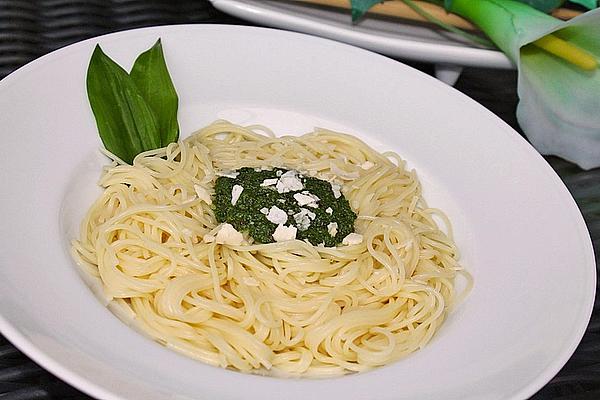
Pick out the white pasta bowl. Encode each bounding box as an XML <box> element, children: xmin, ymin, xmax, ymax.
<box><xmin>0</xmin><ymin>25</ymin><xmax>595</xmax><ymax>400</ymax></box>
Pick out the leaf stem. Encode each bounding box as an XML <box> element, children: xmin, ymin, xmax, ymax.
<box><xmin>532</xmin><ymin>34</ymin><xmax>598</xmax><ymax>70</ymax></box>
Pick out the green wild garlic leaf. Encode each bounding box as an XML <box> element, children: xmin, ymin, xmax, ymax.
<box><xmin>86</xmin><ymin>45</ymin><xmax>160</xmax><ymax>164</ymax></box>
<box><xmin>130</xmin><ymin>39</ymin><xmax>179</xmax><ymax>147</ymax></box>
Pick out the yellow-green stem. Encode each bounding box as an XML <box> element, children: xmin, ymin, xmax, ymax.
<box><xmin>532</xmin><ymin>34</ymin><xmax>598</xmax><ymax>70</ymax></box>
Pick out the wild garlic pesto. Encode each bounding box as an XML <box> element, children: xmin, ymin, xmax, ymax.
<box><xmin>213</xmin><ymin>167</ymin><xmax>356</xmax><ymax>246</ymax></box>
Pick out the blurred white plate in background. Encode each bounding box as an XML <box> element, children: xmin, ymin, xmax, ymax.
<box><xmin>210</xmin><ymin>0</ymin><xmax>513</xmax><ymax>69</ymax></box>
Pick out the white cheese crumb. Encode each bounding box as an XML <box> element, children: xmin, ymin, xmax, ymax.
<box><xmin>293</xmin><ymin>208</ymin><xmax>316</xmax><ymax>231</ymax></box>
<box><xmin>260</xmin><ymin>207</ymin><xmax>269</xmax><ymax>215</ymax></box>
<box><xmin>361</xmin><ymin>161</ymin><xmax>375</xmax><ymax>170</ymax></box>
<box><xmin>272</xmin><ymin>224</ymin><xmax>297</xmax><ymax>242</ymax></box>
<box><xmin>331</xmin><ymin>183</ymin><xmax>342</xmax><ymax>199</ymax></box>
<box><xmin>242</xmin><ymin>277</ymin><xmax>260</xmax><ymax>286</ymax></box>
<box><xmin>203</xmin><ymin>234</ymin><xmax>215</xmax><ymax>243</ymax></box>
<box><xmin>325</xmin><ymin>207</ymin><xmax>333</xmax><ymax>215</ymax></box>
<box><xmin>193</xmin><ymin>185</ymin><xmax>212</xmax><ymax>205</ymax></box>
<box><xmin>276</xmin><ymin>170</ymin><xmax>283</xmax><ymax>177</ymax></box>
<box><xmin>217</xmin><ymin>170</ymin><xmax>238</xmax><ymax>179</ymax></box>
<box><xmin>276</xmin><ymin>170</ymin><xmax>304</xmax><ymax>193</ymax></box>
<box><xmin>260</xmin><ymin>178</ymin><xmax>279</xmax><ymax>187</ymax></box>
<box><xmin>215</xmin><ymin>223</ymin><xmax>244</xmax><ymax>245</ymax></box>
<box><xmin>266</xmin><ymin>206</ymin><xmax>288</xmax><ymax>225</ymax></box>
<box><xmin>342</xmin><ymin>233</ymin><xmax>363</xmax><ymax>246</ymax></box>
<box><xmin>327</xmin><ymin>222</ymin><xmax>338</xmax><ymax>237</ymax></box>
<box><xmin>293</xmin><ymin>192</ymin><xmax>320</xmax><ymax>208</ymax></box>
<box><xmin>231</xmin><ymin>184</ymin><xmax>244</xmax><ymax>206</ymax></box>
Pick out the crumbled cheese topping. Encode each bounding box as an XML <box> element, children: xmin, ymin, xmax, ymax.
<box><xmin>217</xmin><ymin>170</ymin><xmax>239</xmax><ymax>179</ymax></box>
<box><xmin>342</xmin><ymin>233</ymin><xmax>363</xmax><ymax>246</ymax></box>
<box><xmin>231</xmin><ymin>184</ymin><xmax>244</xmax><ymax>206</ymax></box>
<box><xmin>293</xmin><ymin>208</ymin><xmax>316</xmax><ymax>231</ymax></box>
<box><xmin>266</xmin><ymin>206</ymin><xmax>288</xmax><ymax>225</ymax></box>
<box><xmin>327</xmin><ymin>222</ymin><xmax>338</xmax><ymax>237</ymax></box>
<box><xmin>293</xmin><ymin>192</ymin><xmax>319</xmax><ymax>208</ymax></box>
<box><xmin>276</xmin><ymin>170</ymin><xmax>283</xmax><ymax>177</ymax></box>
<box><xmin>215</xmin><ymin>223</ymin><xmax>244</xmax><ymax>245</ymax></box>
<box><xmin>260</xmin><ymin>178</ymin><xmax>279</xmax><ymax>187</ymax></box>
<box><xmin>361</xmin><ymin>161</ymin><xmax>375</xmax><ymax>170</ymax></box>
<box><xmin>276</xmin><ymin>170</ymin><xmax>304</xmax><ymax>193</ymax></box>
<box><xmin>260</xmin><ymin>207</ymin><xmax>269</xmax><ymax>215</ymax></box>
<box><xmin>325</xmin><ymin>207</ymin><xmax>333</xmax><ymax>215</ymax></box>
<box><xmin>193</xmin><ymin>184</ymin><xmax>212</xmax><ymax>205</ymax></box>
<box><xmin>331</xmin><ymin>183</ymin><xmax>342</xmax><ymax>199</ymax></box>
<box><xmin>272</xmin><ymin>224</ymin><xmax>297</xmax><ymax>242</ymax></box>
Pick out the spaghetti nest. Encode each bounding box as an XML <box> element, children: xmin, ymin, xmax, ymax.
<box><xmin>72</xmin><ymin>120</ymin><xmax>471</xmax><ymax>376</ymax></box>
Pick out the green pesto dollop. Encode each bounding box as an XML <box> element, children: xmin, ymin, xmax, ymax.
<box><xmin>213</xmin><ymin>167</ymin><xmax>356</xmax><ymax>246</ymax></box>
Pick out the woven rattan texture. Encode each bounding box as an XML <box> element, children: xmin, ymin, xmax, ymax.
<box><xmin>0</xmin><ymin>1</ymin><xmax>598</xmax><ymax>399</ymax></box>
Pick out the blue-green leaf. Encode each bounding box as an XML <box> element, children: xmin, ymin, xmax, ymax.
<box><xmin>517</xmin><ymin>0</ymin><xmax>565</xmax><ymax>12</ymax></box>
<box><xmin>130</xmin><ymin>39</ymin><xmax>179</xmax><ymax>147</ymax></box>
<box><xmin>350</xmin><ymin>0</ymin><xmax>383</xmax><ymax>21</ymax></box>
<box><xmin>569</xmin><ymin>0</ymin><xmax>599</xmax><ymax>9</ymax></box>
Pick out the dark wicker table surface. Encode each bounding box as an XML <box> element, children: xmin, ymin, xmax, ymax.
<box><xmin>0</xmin><ymin>1</ymin><xmax>598</xmax><ymax>399</ymax></box>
